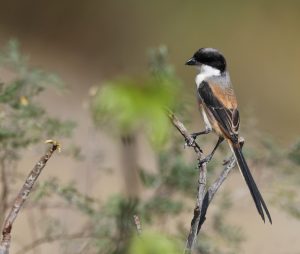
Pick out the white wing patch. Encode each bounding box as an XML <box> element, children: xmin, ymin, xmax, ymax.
<box><xmin>201</xmin><ymin>108</ymin><xmax>212</xmax><ymax>132</ymax></box>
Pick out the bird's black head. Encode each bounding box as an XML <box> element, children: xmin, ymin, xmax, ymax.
<box><xmin>185</xmin><ymin>48</ymin><xmax>226</xmax><ymax>73</ymax></box>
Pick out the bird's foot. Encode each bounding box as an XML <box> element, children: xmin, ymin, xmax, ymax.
<box><xmin>184</xmin><ymin>133</ymin><xmax>198</xmax><ymax>149</ymax></box>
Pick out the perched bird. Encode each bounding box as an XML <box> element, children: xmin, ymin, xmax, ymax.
<box><xmin>185</xmin><ymin>48</ymin><xmax>272</xmax><ymax>224</ymax></box>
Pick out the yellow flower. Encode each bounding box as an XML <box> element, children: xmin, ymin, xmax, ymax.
<box><xmin>19</xmin><ymin>96</ymin><xmax>29</xmax><ymax>106</ymax></box>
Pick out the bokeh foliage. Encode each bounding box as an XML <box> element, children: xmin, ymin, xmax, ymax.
<box><xmin>0</xmin><ymin>40</ymin><xmax>75</xmax><ymax>155</ymax></box>
<box><xmin>90</xmin><ymin>46</ymin><xmax>181</xmax><ymax>148</ymax></box>
<box><xmin>129</xmin><ymin>232</ymin><xmax>181</xmax><ymax>254</ymax></box>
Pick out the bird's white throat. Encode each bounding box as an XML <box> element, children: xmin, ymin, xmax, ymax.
<box><xmin>195</xmin><ymin>65</ymin><xmax>221</xmax><ymax>88</ymax></box>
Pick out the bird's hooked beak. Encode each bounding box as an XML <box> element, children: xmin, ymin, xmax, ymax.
<box><xmin>185</xmin><ymin>57</ymin><xmax>197</xmax><ymax>66</ymax></box>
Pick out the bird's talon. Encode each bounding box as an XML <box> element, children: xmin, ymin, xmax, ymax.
<box><xmin>184</xmin><ymin>137</ymin><xmax>195</xmax><ymax>148</ymax></box>
<box><xmin>190</xmin><ymin>134</ymin><xmax>197</xmax><ymax>140</ymax></box>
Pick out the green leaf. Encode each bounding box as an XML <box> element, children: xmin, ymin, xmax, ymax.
<box><xmin>129</xmin><ymin>231</ymin><xmax>181</xmax><ymax>254</ymax></box>
<box><xmin>90</xmin><ymin>47</ymin><xmax>182</xmax><ymax>149</ymax></box>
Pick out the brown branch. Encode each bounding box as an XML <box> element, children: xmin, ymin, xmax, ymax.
<box><xmin>168</xmin><ymin>112</ymin><xmax>236</xmax><ymax>253</ymax></box>
<box><xmin>0</xmin><ymin>141</ymin><xmax>60</xmax><ymax>254</ymax></box>
<box><xmin>168</xmin><ymin>113</ymin><xmax>207</xmax><ymax>252</ymax></box>
<box><xmin>197</xmin><ymin>155</ymin><xmax>236</xmax><ymax>232</ymax></box>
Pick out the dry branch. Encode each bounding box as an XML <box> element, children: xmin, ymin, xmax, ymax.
<box><xmin>0</xmin><ymin>141</ymin><xmax>60</xmax><ymax>254</ymax></box>
<box><xmin>168</xmin><ymin>112</ymin><xmax>236</xmax><ymax>253</ymax></box>
<box><xmin>168</xmin><ymin>113</ymin><xmax>206</xmax><ymax>251</ymax></box>
<box><xmin>197</xmin><ymin>155</ymin><xmax>236</xmax><ymax>232</ymax></box>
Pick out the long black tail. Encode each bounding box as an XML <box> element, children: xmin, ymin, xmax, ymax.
<box><xmin>230</xmin><ymin>142</ymin><xmax>272</xmax><ymax>224</ymax></box>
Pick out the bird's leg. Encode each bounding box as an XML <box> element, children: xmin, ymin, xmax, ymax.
<box><xmin>191</xmin><ymin>130</ymin><xmax>210</xmax><ymax>139</ymax></box>
<box><xmin>185</xmin><ymin>126</ymin><xmax>212</xmax><ymax>148</ymax></box>
<box><xmin>199</xmin><ymin>136</ymin><xmax>224</xmax><ymax>166</ymax></box>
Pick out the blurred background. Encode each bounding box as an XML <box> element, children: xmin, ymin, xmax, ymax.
<box><xmin>0</xmin><ymin>1</ymin><xmax>299</xmax><ymax>254</ymax></box>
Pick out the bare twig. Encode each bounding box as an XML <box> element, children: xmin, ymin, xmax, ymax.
<box><xmin>133</xmin><ymin>214</ymin><xmax>142</xmax><ymax>235</ymax></box>
<box><xmin>197</xmin><ymin>155</ymin><xmax>236</xmax><ymax>232</ymax></box>
<box><xmin>0</xmin><ymin>141</ymin><xmax>60</xmax><ymax>254</ymax></box>
<box><xmin>168</xmin><ymin>113</ymin><xmax>207</xmax><ymax>252</ymax></box>
<box><xmin>185</xmin><ymin>164</ymin><xmax>207</xmax><ymax>252</ymax></box>
<box><xmin>168</xmin><ymin>112</ymin><xmax>236</xmax><ymax>252</ymax></box>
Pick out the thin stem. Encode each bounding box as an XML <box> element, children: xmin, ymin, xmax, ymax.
<box><xmin>0</xmin><ymin>141</ymin><xmax>60</xmax><ymax>254</ymax></box>
<box><xmin>197</xmin><ymin>155</ymin><xmax>236</xmax><ymax>232</ymax></box>
<box><xmin>185</xmin><ymin>161</ymin><xmax>207</xmax><ymax>252</ymax></box>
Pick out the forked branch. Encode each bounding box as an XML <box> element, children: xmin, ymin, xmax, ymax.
<box><xmin>168</xmin><ymin>112</ymin><xmax>236</xmax><ymax>252</ymax></box>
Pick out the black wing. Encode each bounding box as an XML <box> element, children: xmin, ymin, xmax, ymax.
<box><xmin>198</xmin><ymin>81</ymin><xmax>240</xmax><ymax>143</ymax></box>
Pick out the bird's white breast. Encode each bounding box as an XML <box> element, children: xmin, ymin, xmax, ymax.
<box><xmin>195</xmin><ymin>64</ymin><xmax>221</xmax><ymax>88</ymax></box>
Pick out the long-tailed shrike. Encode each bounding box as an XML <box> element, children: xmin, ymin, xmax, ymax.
<box><xmin>186</xmin><ymin>48</ymin><xmax>272</xmax><ymax>223</ymax></box>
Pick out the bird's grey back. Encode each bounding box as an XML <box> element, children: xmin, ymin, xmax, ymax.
<box><xmin>207</xmin><ymin>71</ymin><xmax>232</xmax><ymax>88</ymax></box>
